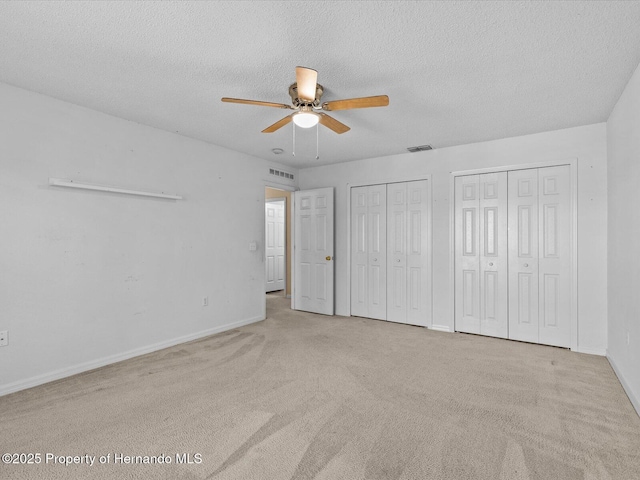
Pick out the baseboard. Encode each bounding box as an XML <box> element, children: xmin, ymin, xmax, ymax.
<box><xmin>607</xmin><ymin>352</ymin><xmax>640</xmax><ymax>418</ymax></box>
<box><xmin>576</xmin><ymin>346</ymin><xmax>606</xmax><ymax>356</ymax></box>
<box><xmin>0</xmin><ymin>315</ymin><xmax>264</xmax><ymax>397</ymax></box>
<box><xmin>430</xmin><ymin>325</ymin><xmax>451</xmax><ymax>332</ymax></box>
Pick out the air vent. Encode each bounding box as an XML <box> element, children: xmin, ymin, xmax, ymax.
<box><xmin>269</xmin><ymin>168</ymin><xmax>294</xmax><ymax>180</ymax></box>
<box><xmin>407</xmin><ymin>144</ymin><xmax>433</xmax><ymax>153</ymax></box>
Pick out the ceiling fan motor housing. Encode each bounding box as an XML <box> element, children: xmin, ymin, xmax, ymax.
<box><xmin>289</xmin><ymin>83</ymin><xmax>324</xmax><ymax>108</ymax></box>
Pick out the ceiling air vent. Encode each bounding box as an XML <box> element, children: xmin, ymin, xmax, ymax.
<box><xmin>269</xmin><ymin>168</ymin><xmax>294</xmax><ymax>180</ymax></box>
<box><xmin>407</xmin><ymin>144</ymin><xmax>433</xmax><ymax>153</ymax></box>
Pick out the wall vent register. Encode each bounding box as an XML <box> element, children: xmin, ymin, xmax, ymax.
<box><xmin>269</xmin><ymin>168</ymin><xmax>294</xmax><ymax>180</ymax></box>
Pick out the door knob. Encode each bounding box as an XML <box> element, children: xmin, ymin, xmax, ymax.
<box><xmin>396</xmin><ymin>259</ymin><xmax>401</xmax><ymax>263</ymax></box>
<box><xmin>326</xmin><ymin>256</ymin><xmax>332</xmax><ymax>261</ymax></box>
<box><xmin>524</xmin><ymin>263</ymin><xmax>529</xmax><ymax>267</ymax></box>
<box><xmin>373</xmin><ymin>258</ymin><xmax>378</xmax><ymax>262</ymax></box>
<box><xmin>489</xmin><ymin>262</ymin><xmax>494</xmax><ymax>266</ymax></box>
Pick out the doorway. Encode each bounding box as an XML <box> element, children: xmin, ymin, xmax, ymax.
<box><xmin>265</xmin><ymin>187</ymin><xmax>292</xmax><ymax>299</ymax></box>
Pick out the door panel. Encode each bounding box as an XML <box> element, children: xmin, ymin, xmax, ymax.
<box><xmin>455</xmin><ymin>166</ymin><xmax>572</xmax><ymax>348</ymax></box>
<box><xmin>351</xmin><ymin>180</ymin><xmax>430</xmax><ymax>326</ymax></box>
<box><xmin>387</xmin><ymin>183</ymin><xmax>407</xmax><ymax>323</ymax></box>
<box><xmin>350</xmin><ymin>185</ymin><xmax>387</xmax><ymax>320</ymax></box>
<box><xmin>508</xmin><ymin>169</ymin><xmax>539</xmax><ymax>343</ymax></box>
<box><xmin>265</xmin><ymin>200</ymin><xmax>285</xmax><ymax>292</ymax></box>
<box><xmin>350</xmin><ymin>187</ymin><xmax>368</xmax><ymax>317</ymax></box>
<box><xmin>455</xmin><ymin>175</ymin><xmax>481</xmax><ymax>334</ymax></box>
<box><xmin>294</xmin><ymin>188</ymin><xmax>334</xmax><ymax>315</ymax></box>
<box><xmin>455</xmin><ymin>173</ymin><xmax>507</xmax><ymax>337</ymax></box>
<box><xmin>538</xmin><ymin>165</ymin><xmax>571</xmax><ymax>347</ymax></box>
<box><xmin>367</xmin><ymin>185</ymin><xmax>387</xmax><ymax>320</ymax></box>
<box><xmin>405</xmin><ymin>180</ymin><xmax>430</xmax><ymax>326</ymax></box>
<box><xmin>479</xmin><ymin>172</ymin><xmax>508</xmax><ymax>338</ymax></box>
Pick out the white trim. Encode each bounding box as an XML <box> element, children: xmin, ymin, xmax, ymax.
<box><xmin>346</xmin><ymin>184</ymin><xmax>352</xmax><ymax>316</ymax></box>
<box><xmin>430</xmin><ymin>325</ymin><xmax>451</xmax><ymax>333</ymax></box>
<box><xmin>449</xmin><ymin>158</ymin><xmax>576</xmax><ymax>177</ymax></box>
<box><xmin>291</xmin><ymin>191</ymin><xmax>296</xmax><ymax>310</ymax></box>
<box><xmin>264</xmin><ymin>181</ymin><xmax>296</xmax><ymax>192</ymax></box>
<box><xmin>49</xmin><ymin>178</ymin><xmax>182</xmax><ymax>200</ymax></box>
<box><xmin>0</xmin><ymin>315</ymin><xmax>263</xmax><ymax>397</ymax></box>
<box><xmin>345</xmin><ymin>175</ymin><xmax>433</xmax><ymax>328</ymax></box>
<box><xmin>607</xmin><ymin>352</ymin><xmax>640</xmax><ymax>418</ymax></box>
<box><xmin>449</xmin><ymin>158</ymin><xmax>579</xmax><ymax>351</ymax></box>
<box><xmin>264</xmin><ymin>184</ymin><xmax>297</xmax><ymax>312</ymax></box>
<box><xmin>577</xmin><ymin>346</ymin><xmax>606</xmax><ymax>356</ymax></box>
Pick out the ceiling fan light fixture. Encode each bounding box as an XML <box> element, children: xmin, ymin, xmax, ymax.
<box><xmin>292</xmin><ymin>111</ymin><xmax>319</xmax><ymax>129</ymax></box>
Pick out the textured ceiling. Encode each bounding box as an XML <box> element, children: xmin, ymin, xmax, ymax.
<box><xmin>1</xmin><ymin>1</ymin><xmax>640</xmax><ymax>168</ymax></box>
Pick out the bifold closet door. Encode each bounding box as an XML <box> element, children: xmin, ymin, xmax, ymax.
<box><xmin>508</xmin><ymin>166</ymin><xmax>571</xmax><ymax>347</ymax></box>
<box><xmin>350</xmin><ymin>185</ymin><xmax>387</xmax><ymax>320</ymax></box>
<box><xmin>387</xmin><ymin>180</ymin><xmax>430</xmax><ymax>326</ymax></box>
<box><xmin>454</xmin><ymin>173</ymin><xmax>508</xmax><ymax>337</ymax></box>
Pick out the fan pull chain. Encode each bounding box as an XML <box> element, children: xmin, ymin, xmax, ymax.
<box><xmin>315</xmin><ymin>123</ymin><xmax>319</xmax><ymax>159</ymax></box>
<box><xmin>292</xmin><ymin>122</ymin><xmax>296</xmax><ymax>157</ymax></box>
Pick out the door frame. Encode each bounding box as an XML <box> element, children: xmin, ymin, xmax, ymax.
<box><xmin>264</xmin><ymin>183</ymin><xmax>297</xmax><ymax>319</ymax></box>
<box><xmin>449</xmin><ymin>158</ymin><xmax>578</xmax><ymax>351</ymax></box>
<box><xmin>265</xmin><ymin>197</ymin><xmax>287</xmax><ymax>293</ymax></box>
<box><xmin>345</xmin><ymin>175</ymin><xmax>433</xmax><ymax>327</ymax></box>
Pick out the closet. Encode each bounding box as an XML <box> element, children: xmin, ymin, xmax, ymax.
<box><xmin>350</xmin><ymin>180</ymin><xmax>431</xmax><ymax>327</ymax></box>
<box><xmin>454</xmin><ymin>165</ymin><xmax>572</xmax><ymax>347</ymax></box>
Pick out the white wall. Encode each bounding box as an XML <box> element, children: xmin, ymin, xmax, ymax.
<box><xmin>0</xmin><ymin>82</ymin><xmax>297</xmax><ymax>394</ymax></box>
<box><xmin>299</xmin><ymin>124</ymin><xmax>608</xmax><ymax>355</ymax></box>
<box><xmin>607</xmin><ymin>62</ymin><xmax>640</xmax><ymax>414</ymax></box>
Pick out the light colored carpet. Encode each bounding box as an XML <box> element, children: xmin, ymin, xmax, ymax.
<box><xmin>1</xmin><ymin>294</ymin><xmax>639</xmax><ymax>480</ymax></box>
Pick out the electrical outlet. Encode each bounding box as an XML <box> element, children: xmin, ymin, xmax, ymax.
<box><xmin>203</xmin><ymin>296</ymin><xmax>209</xmax><ymax>307</ymax></box>
<box><xmin>0</xmin><ymin>330</ymin><xmax>7</xmax><ymax>347</ymax></box>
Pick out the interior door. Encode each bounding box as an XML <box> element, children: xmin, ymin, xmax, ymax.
<box><xmin>293</xmin><ymin>187</ymin><xmax>334</xmax><ymax>315</ymax></box>
<box><xmin>265</xmin><ymin>199</ymin><xmax>285</xmax><ymax>292</ymax></box>
<box><xmin>508</xmin><ymin>166</ymin><xmax>571</xmax><ymax>347</ymax></box>
<box><xmin>455</xmin><ymin>175</ymin><xmax>481</xmax><ymax>333</ymax></box>
<box><xmin>537</xmin><ymin>165</ymin><xmax>571</xmax><ymax>347</ymax></box>
<box><xmin>479</xmin><ymin>172</ymin><xmax>508</xmax><ymax>338</ymax></box>
<box><xmin>508</xmin><ymin>169</ymin><xmax>540</xmax><ymax>343</ymax></box>
<box><xmin>386</xmin><ymin>180</ymin><xmax>430</xmax><ymax>325</ymax></box>
<box><xmin>455</xmin><ymin>173</ymin><xmax>508</xmax><ymax>337</ymax></box>
<box><xmin>350</xmin><ymin>185</ymin><xmax>387</xmax><ymax>320</ymax></box>
<box><xmin>405</xmin><ymin>180</ymin><xmax>431</xmax><ymax>327</ymax></box>
<box><xmin>387</xmin><ymin>182</ymin><xmax>408</xmax><ymax>323</ymax></box>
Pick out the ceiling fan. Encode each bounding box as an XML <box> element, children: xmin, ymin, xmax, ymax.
<box><xmin>221</xmin><ymin>66</ymin><xmax>389</xmax><ymax>134</ymax></box>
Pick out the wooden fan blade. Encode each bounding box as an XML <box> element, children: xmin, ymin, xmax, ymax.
<box><xmin>221</xmin><ymin>97</ymin><xmax>292</xmax><ymax>109</ymax></box>
<box><xmin>318</xmin><ymin>112</ymin><xmax>350</xmax><ymax>134</ymax></box>
<box><xmin>262</xmin><ymin>114</ymin><xmax>293</xmax><ymax>133</ymax></box>
<box><xmin>322</xmin><ymin>95</ymin><xmax>389</xmax><ymax>111</ymax></box>
<box><xmin>296</xmin><ymin>66</ymin><xmax>318</xmax><ymax>102</ymax></box>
